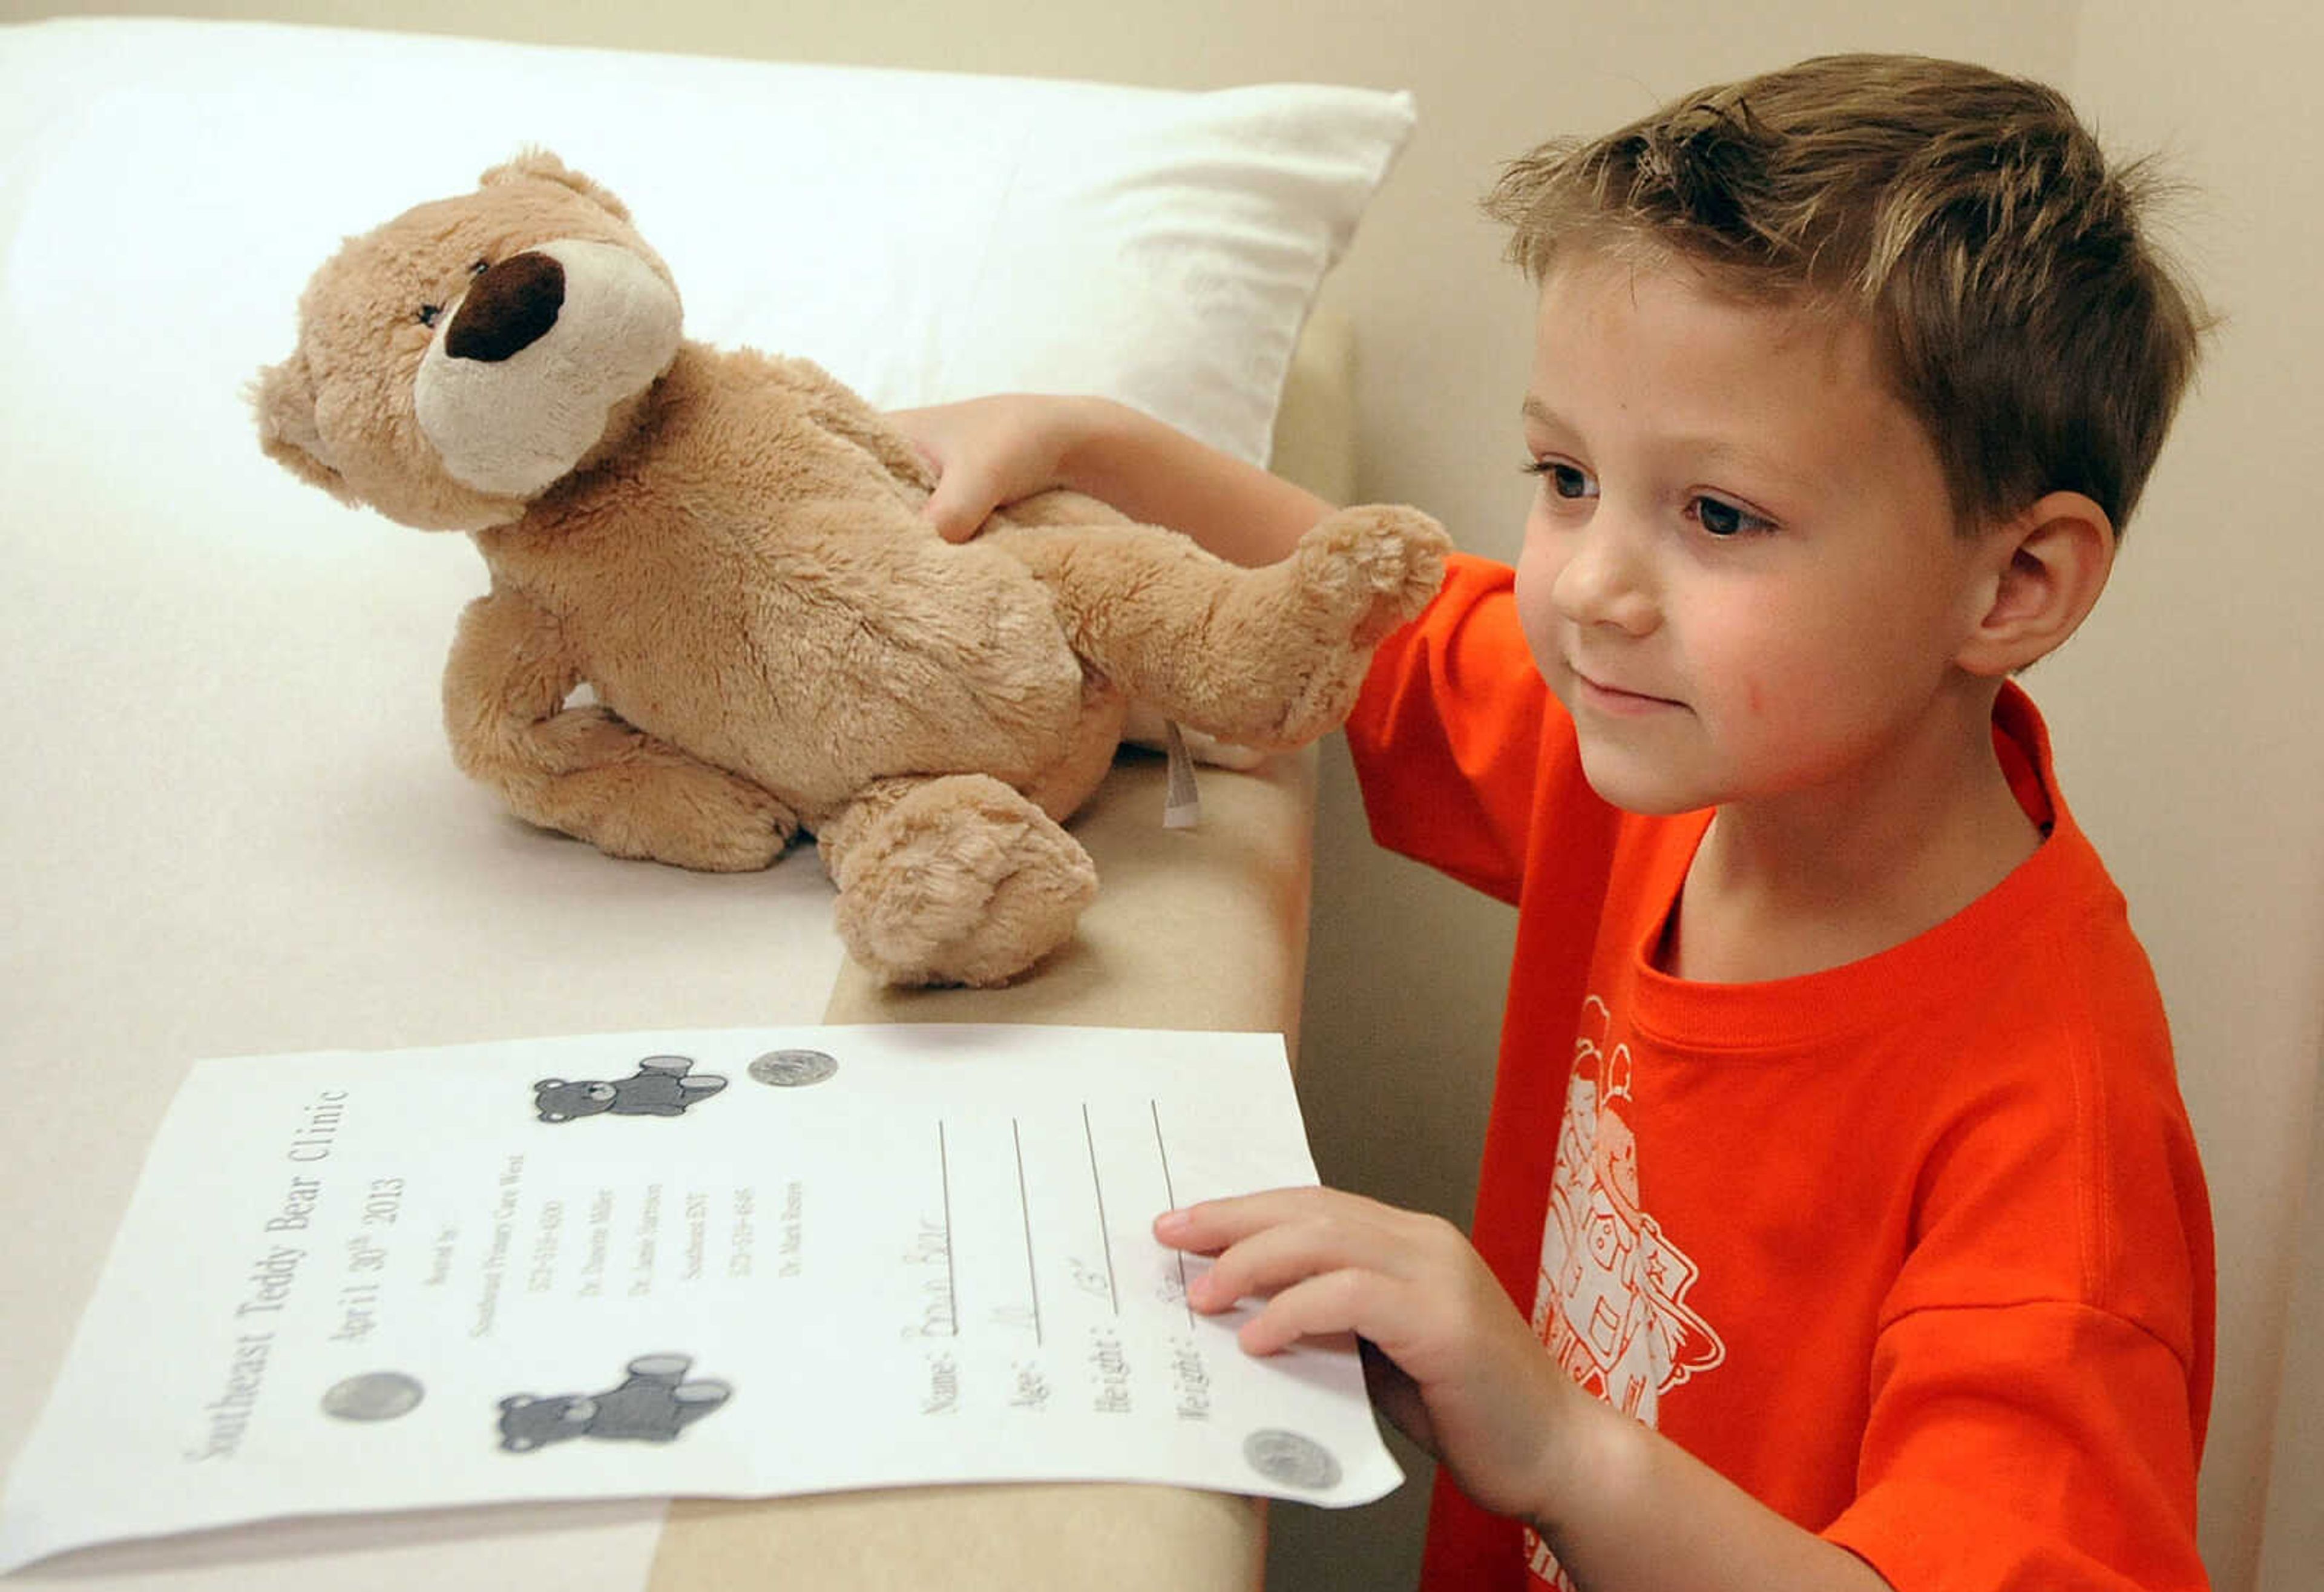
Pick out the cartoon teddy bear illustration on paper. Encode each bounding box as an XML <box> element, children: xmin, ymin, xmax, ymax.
<box><xmin>531</xmin><ymin>1055</ymin><xmax>727</xmax><ymax>1122</ymax></box>
<box><xmin>496</xmin><ymin>1353</ymin><xmax>732</xmax><ymax>1451</ymax></box>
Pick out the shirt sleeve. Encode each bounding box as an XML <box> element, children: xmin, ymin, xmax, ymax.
<box><xmin>1821</xmin><ymin>1301</ymin><xmax>2209</xmax><ymax>1591</ymax></box>
<box><xmin>1342</xmin><ymin>553</ymin><xmax>1557</xmax><ymax>905</ymax></box>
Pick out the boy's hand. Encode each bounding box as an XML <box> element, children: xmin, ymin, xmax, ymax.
<box><xmin>1158</xmin><ymin>1189</ymin><xmax>1897</xmax><ymax>1592</ymax></box>
<box><xmin>888</xmin><ymin>395</ymin><xmax>1095</xmax><ymax>543</ymax></box>
<box><xmin>1154</xmin><ymin>1188</ymin><xmax>1588</xmax><ymax>1525</ymax></box>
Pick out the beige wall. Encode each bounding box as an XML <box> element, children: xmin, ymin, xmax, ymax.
<box><xmin>16</xmin><ymin>1</ymin><xmax>2313</xmax><ymax>1587</ymax></box>
<box><xmin>2053</xmin><ymin>8</ymin><xmax>2324</xmax><ymax>1590</ymax></box>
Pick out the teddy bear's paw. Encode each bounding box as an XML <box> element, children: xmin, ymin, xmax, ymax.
<box><xmin>1235</xmin><ymin>505</ymin><xmax>1449</xmax><ymax>747</ymax></box>
<box><xmin>547</xmin><ymin>734</ymin><xmax>796</xmax><ymax>871</ymax></box>
<box><xmin>622</xmin><ymin>773</ymin><xmax>796</xmax><ymax>872</ymax></box>
<box><xmin>829</xmin><ymin>775</ymin><xmax>1098</xmax><ymax>988</ymax></box>
<box><xmin>1287</xmin><ymin>505</ymin><xmax>1452</xmax><ymax>648</ymax></box>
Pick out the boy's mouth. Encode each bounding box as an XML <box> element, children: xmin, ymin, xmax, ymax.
<box><xmin>1571</xmin><ymin>666</ymin><xmax>1683</xmax><ymax>714</ymax></box>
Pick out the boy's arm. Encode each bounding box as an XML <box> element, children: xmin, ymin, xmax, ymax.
<box><xmin>1537</xmin><ymin>1396</ymin><xmax>1893</xmax><ymax>1592</ymax></box>
<box><xmin>893</xmin><ymin>395</ymin><xmax>1331</xmax><ymax>566</ymax></box>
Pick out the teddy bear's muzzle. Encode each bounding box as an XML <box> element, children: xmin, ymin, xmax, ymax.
<box><xmin>411</xmin><ymin>236</ymin><xmax>683</xmax><ymax>502</ymax></box>
<box><xmin>445</xmin><ymin>253</ymin><xmax>566</xmax><ymax>364</ymax></box>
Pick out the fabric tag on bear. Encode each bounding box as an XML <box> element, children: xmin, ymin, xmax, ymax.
<box><xmin>1163</xmin><ymin>720</ymin><xmax>1202</xmax><ymax>829</ymax></box>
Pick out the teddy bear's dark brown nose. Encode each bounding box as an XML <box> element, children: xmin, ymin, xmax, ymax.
<box><xmin>444</xmin><ymin>252</ymin><xmax>566</xmax><ymax>363</ymax></box>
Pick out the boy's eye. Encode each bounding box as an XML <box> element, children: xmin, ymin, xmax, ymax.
<box><xmin>1525</xmin><ymin>459</ymin><xmax>1598</xmax><ymax>501</ymax></box>
<box><xmin>1690</xmin><ymin>495</ymin><xmax>1774</xmax><ymax>537</ymax></box>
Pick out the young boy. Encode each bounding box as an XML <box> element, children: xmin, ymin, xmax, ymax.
<box><xmin>898</xmin><ymin>54</ymin><xmax>2214</xmax><ymax>1592</ymax></box>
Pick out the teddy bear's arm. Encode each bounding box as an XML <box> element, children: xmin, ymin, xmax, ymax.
<box><xmin>442</xmin><ymin>586</ymin><xmax>797</xmax><ymax>871</ymax></box>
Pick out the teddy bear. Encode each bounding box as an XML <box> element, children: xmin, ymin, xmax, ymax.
<box><xmin>252</xmin><ymin>151</ymin><xmax>1448</xmax><ymax>987</ymax></box>
<box><xmin>497</xmin><ymin>1353</ymin><xmax>732</xmax><ymax>1451</ymax></box>
<box><xmin>531</xmin><ymin>1056</ymin><xmax>728</xmax><ymax>1123</ymax></box>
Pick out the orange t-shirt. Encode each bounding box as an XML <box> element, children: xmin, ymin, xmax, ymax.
<box><xmin>1344</xmin><ymin>556</ymin><xmax>2214</xmax><ymax>1591</ymax></box>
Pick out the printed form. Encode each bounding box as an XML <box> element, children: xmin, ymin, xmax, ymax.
<box><xmin>0</xmin><ymin>1025</ymin><xmax>1399</xmax><ymax>1572</ymax></box>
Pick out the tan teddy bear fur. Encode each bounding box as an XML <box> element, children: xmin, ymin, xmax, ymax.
<box><xmin>254</xmin><ymin>151</ymin><xmax>1448</xmax><ymax>987</ymax></box>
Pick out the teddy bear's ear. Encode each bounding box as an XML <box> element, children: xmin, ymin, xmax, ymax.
<box><xmin>249</xmin><ymin>352</ymin><xmax>358</xmax><ymax>506</ymax></box>
<box><xmin>479</xmin><ymin>147</ymin><xmax>633</xmax><ymax>223</ymax></box>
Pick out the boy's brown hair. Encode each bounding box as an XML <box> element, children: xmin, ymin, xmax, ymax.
<box><xmin>1486</xmin><ymin>54</ymin><xmax>2207</xmax><ymax>534</ymax></box>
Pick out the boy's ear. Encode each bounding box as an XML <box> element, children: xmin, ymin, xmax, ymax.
<box><xmin>1955</xmin><ymin>490</ymin><xmax>2117</xmax><ymax>677</ymax></box>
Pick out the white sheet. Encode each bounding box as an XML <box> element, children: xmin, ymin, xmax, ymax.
<box><xmin>0</xmin><ymin>1027</ymin><xmax>1397</xmax><ymax>1574</ymax></box>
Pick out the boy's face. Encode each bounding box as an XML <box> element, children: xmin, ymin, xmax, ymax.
<box><xmin>1514</xmin><ymin>254</ymin><xmax>2000</xmax><ymax>817</ymax></box>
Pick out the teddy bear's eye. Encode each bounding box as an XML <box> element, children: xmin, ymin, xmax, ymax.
<box><xmin>417</xmin><ymin>303</ymin><xmax>442</xmax><ymax>327</ymax></box>
<box><xmin>470</xmin><ymin>258</ymin><xmax>491</xmax><ymax>277</ymax></box>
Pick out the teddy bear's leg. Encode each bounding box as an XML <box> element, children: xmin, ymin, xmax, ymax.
<box><xmin>445</xmin><ymin>587</ymin><xmax>798</xmax><ymax>870</ymax></box>
<box><xmin>815</xmin><ymin>775</ymin><xmax>1098</xmax><ymax>988</ymax></box>
<box><xmin>985</xmin><ymin>503</ymin><xmax>1448</xmax><ymax>752</ymax></box>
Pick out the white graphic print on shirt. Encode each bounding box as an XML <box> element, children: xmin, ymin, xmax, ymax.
<box><xmin>1523</xmin><ymin>997</ymin><xmax>1725</xmax><ymax>1588</ymax></box>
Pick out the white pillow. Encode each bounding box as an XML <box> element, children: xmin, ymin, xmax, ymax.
<box><xmin>0</xmin><ymin>16</ymin><xmax>1414</xmax><ymax>467</ymax></box>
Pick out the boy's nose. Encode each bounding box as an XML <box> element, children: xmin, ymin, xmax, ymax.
<box><xmin>1551</xmin><ymin>517</ymin><xmax>1659</xmax><ymax>635</ymax></box>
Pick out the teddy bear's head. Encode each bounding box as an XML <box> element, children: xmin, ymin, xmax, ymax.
<box><xmin>254</xmin><ymin>151</ymin><xmax>683</xmax><ymax>530</ymax></box>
